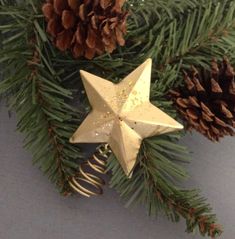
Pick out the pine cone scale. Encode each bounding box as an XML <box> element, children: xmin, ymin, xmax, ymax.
<box><xmin>189</xmin><ymin>96</ymin><xmax>200</xmax><ymax>107</ymax></box>
<box><xmin>42</xmin><ymin>3</ymin><xmax>54</xmax><ymax>19</ymax></box>
<box><xmin>62</xmin><ymin>10</ymin><xmax>76</xmax><ymax>29</ymax></box>
<box><xmin>47</xmin><ymin>18</ymin><xmax>62</xmax><ymax>37</ymax></box>
<box><xmin>54</xmin><ymin>0</ymin><xmax>68</xmax><ymax>15</ymax></box>
<box><xmin>68</xmin><ymin>0</ymin><xmax>79</xmax><ymax>10</ymax></box>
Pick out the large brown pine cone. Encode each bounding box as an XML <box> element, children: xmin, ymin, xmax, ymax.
<box><xmin>170</xmin><ymin>58</ymin><xmax>235</xmax><ymax>141</ymax></box>
<box><xmin>42</xmin><ymin>0</ymin><xmax>128</xmax><ymax>59</ymax></box>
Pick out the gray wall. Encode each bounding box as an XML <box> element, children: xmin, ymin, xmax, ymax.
<box><xmin>0</xmin><ymin>103</ymin><xmax>234</xmax><ymax>239</ymax></box>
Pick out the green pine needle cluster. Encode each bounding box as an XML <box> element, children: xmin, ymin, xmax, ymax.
<box><xmin>108</xmin><ymin>132</ymin><xmax>221</xmax><ymax>237</ymax></box>
<box><xmin>0</xmin><ymin>0</ymin><xmax>83</xmax><ymax>193</ymax></box>
<box><xmin>1</xmin><ymin>0</ymin><xmax>235</xmax><ymax>237</ymax></box>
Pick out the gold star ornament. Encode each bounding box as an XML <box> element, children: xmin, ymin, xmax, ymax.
<box><xmin>70</xmin><ymin>59</ymin><xmax>183</xmax><ymax>177</ymax></box>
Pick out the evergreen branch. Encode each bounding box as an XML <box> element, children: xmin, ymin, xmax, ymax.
<box><xmin>158</xmin><ymin>1</ymin><xmax>235</xmax><ymax>69</ymax></box>
<box><xmin>126</xmin><ymin>0</ymin><xmax>235</xmax><ymax>70</ymax></box>
<box><xmin>107</xmin><ymin>132</ymin><xmax>222</xmax><ymax>238</ymax></box>
<box><xmin>126</xmin><ymin>0</ymin><xmax>207</xmax><ymax>21</ymax></box>
<box><xmin>0</xmin><ymin>3</ymin><xmax>82</xmax><ymax>193</ymax></box>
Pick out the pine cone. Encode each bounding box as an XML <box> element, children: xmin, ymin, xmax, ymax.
<box><xmin>170</xmin><ymin>58</ymin><xmax>235</xmax><ymax>141</ymax></box>
<box><xmin>42</xmin><ymin>0</ymin><xmax>128</xmax><ymax>59</ymax></box>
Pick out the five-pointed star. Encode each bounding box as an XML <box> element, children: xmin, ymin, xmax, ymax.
<box><xmin>70</xmin><ymin>59</ymin><xmax>183</xmax><ymax>176</ymax></box>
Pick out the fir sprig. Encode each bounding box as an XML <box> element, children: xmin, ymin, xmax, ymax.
<box><xmin>107</xmin><ymin>133</ymin><xmax>222</xmax><ymax>238</ymax></box>
<box><xmin>0</xmin><ymin>2</ymin><xmax>83</xmax><ymax>193</ymax></box>
<box><xmin>124</xmin><ymin>0</ymin><xmax>235</xmax><ymax>72</ymax></box>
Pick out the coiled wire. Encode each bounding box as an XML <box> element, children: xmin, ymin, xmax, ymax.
<box><xmin>69</xmin><ymin>144</ymin><xmax>111</xmax><ymax>197</ymax></box>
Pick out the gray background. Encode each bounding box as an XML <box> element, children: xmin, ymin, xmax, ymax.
<box><xmin>0</xmin><ymin>103</ymin><xmax>234</xmax><ymax>239</ymax></box>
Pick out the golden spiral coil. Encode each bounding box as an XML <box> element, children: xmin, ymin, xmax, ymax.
<box><xmin>69</xmin><ymin>144</ymin><xmax>111</xmax><ymax>197</ymax></box>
